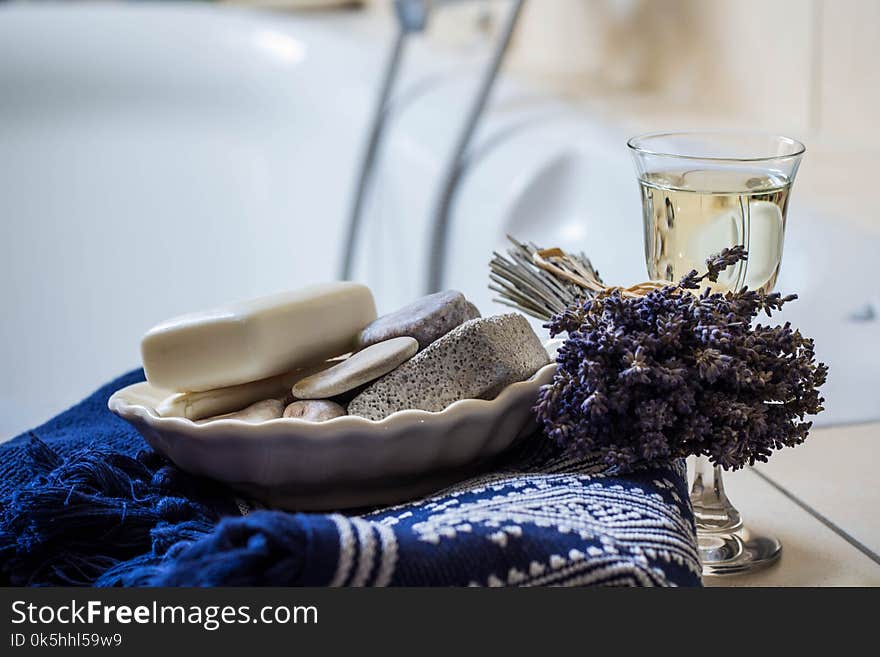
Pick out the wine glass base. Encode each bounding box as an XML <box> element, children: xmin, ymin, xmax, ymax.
<box><xmin>698</xmin><ymin>526</ymin><xmax>781</xmax><ymax>576</ymax></box>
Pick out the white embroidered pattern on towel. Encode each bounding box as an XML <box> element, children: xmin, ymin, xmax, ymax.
<box><xmin>323</xmin><ymin>456</ymin><xmax>700</xmax><ymax>587</ymax></box>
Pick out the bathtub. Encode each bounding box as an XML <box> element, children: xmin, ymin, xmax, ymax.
<box><xmin>1</xmin><ymin>3</ymin><xmax>877</xmax><ymax>439</ymax></box>
<box><xmin>0</xmin><ymin>4</ymin><xmax>384</xmax><ymax>437</ymax></box>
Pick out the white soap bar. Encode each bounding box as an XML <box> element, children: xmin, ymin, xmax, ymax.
<box><xmin>141</xmin><ymin>282</ymin><xmax>376</xmax><ymax>392</ymax></box>
<box><xmin>155</xmin><ymin>359</ymin><xmax>341</xmax><ymax>420</ymax></box>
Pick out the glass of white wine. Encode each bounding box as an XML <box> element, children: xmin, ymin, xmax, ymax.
<box><xmin>628</xmin><ymin>131</ymin><xmax>805</xmax><ymax>576</ymax></box>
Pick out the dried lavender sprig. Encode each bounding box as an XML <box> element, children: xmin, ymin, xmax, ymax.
<box><xmin>534</xmin><ymin>245</ymin><xmax>828</xmax><ymax>472</ymax></box>
<box><xmin>489</xmin><ymin>236</ymin><xmax>601</xmax><ymax>320</ymax></box>
<box><xmin>678</xmin><ymin>245</ymin><xmax>748</xmax><ymax>289</ymax></box>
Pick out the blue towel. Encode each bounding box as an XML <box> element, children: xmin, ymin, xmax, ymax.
<box><xmin>0</xmin><ymin>370</ymin><xmax>701</xmax><ymax>586</ymax></box>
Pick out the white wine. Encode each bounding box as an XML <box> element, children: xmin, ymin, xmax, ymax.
<box><xmin>639</xmin><ymin>169</ymin><xmax>791</xmax><ymax>293</ymax></box>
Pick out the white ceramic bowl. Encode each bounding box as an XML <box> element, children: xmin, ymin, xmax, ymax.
<box><xmin>108</xmin><ymin>362</ymin><xmax>556</xmax><ymax>510</ymax></box>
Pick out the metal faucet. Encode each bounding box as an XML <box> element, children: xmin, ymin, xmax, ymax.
<box><xmin>339</xmin><ymin>0</ymin><xmax>526</xmax><ymax>294</ymax></box>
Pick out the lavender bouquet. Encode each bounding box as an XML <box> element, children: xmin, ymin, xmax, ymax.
<box><xmin>492</xmin><ymin>241</ymin><xmax>828</xmax><ymax>471</ymax></box>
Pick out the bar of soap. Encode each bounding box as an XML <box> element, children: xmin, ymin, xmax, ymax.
<box><xmin>348</xmin><ymin>314</ymin><xmax>550</xmax><ymax>420</ymax></box>
<box><xmin>155</xmin><ymin>359</ymin><xmax>340</xmax><ymax>420</ymax></box>
<box><xmin>142</xmin><ymin>282</ymin><xmax>376</xmax><ymax>392</ymax></box>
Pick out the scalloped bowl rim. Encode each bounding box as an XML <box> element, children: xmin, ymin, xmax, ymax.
<box><xmin>108</xmin><ymin>361</ymin><xmax>558</xmax><ymax>437</ymax></box>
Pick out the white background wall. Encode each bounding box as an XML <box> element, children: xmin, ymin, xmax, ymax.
<box><xmin>357</xmin><ymin>0</ymin><xmax>880</xmax><ymax>237</ymax></box>
<box><xmin>361</xmin><ymin>0</ymin><xmax>878</xmax><ymax>159</ymax></box>
<box><xmin>509</xmin><ymin>0</ymin><xmax>877</xmax><ymax>146</ymax></box>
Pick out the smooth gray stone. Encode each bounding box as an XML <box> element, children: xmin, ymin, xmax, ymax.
<box><xmin>291</xmin><ymin>336</ymin><xmax>418</xmax><ymax>399</ymax></box>
<box><xmin>283</xmin><ymin>400</ymin><xmax>347</xmax><ymax>422</ymax></box>
<box><xmin>348</xmin><ymin>314</ymin><xmax>550</xmax><ymax>420</ymax></box>
<box><xmin>355</xmin><ymin>290</ymin><xmax>481</xmax><ymax>351</ymax></box>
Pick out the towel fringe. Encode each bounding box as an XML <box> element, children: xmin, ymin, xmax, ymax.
<box><xmin>0</xmin><ymin>436</ymin><xmax>235</xmax><ymax>586</ymax></box>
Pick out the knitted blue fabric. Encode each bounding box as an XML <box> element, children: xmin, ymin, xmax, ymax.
<box><xmin>0</xmin><ymin>370</ymin><xmax>702</xmax><ymax>587</ymax></box>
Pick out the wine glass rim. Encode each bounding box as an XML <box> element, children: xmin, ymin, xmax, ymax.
<box><xmin>627</xmin><ymin>131</ymin><xmax>806</xmax><ymax>162</ymax></box>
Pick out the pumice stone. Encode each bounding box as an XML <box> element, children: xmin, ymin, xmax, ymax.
<box><xmin>141</xmin><ymin>282</ymin><xmax>376</xmax><ymax>392</ymax></box>
<box><xmin>291</xmin><ymin>336</ymin><xmax>419</xmax><ymax>399</ymax></box>
<box><xmin>348</xmin><ymin>314</ymin><xmax>550</xmax><ymax>420</ymax></box>
<box><xmin>355</xmin><ymin>290</ymin><xmax>481</xmax><ymax>351</ymax></box>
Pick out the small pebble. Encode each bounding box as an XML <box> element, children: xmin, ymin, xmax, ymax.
<box><xmin>283</xmin><ymin>400</ymin><xmax>347</xmax><ymax>422</ymax></box>
<box><xmin>291</xmin><ymin>336</ymin><xmax>418</xmax><ymax>399</ymax></box>
<box><xmin>356</xmin><ymin>290</ymin><xmax>481</xmax><ymax>351</ymax></box>
<box><xmin>199</xmin><ymin>399</ymin><xmax>284</xmax><ymax>423</ymax></box>
<box><xmin>348</xmin><ymin>314</ymin><xmax>550</xmax><ymax>420</ymax></box>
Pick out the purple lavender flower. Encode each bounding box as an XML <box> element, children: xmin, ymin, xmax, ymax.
<box><xmin>534</xmin><ymin>247</ymin><xmax>828</xmax><ymax>471</ymax></box>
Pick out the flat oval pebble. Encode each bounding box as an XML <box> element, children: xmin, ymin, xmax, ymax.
<box><xmin>291</xmin><ymin>336</ymin><xmax>419</xmax><ymax>399</ymax></box>
<box><xmin>199</xmin><ymin>398</ymin><xmax>285</xmax><ymax>424</ymax></box>
<box><xmin>355</xmin><ymin>290</ymin><xmax>481</xmax><ymax>351</ymax></box>
<box><xmin>348</xmin><ymin>314</ymin><xmax>550</xmax><ymax>420</ymax></box>
<box><xmin>283</xmin><ymin>400</ymin><xmax>347</xmax><ymax>422</ymax></box>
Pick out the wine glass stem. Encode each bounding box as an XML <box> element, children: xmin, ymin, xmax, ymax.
<box><xmin>689</xmin><ymin>455</ymin><xmax>742</xmax><ymax>533</ymax></box>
